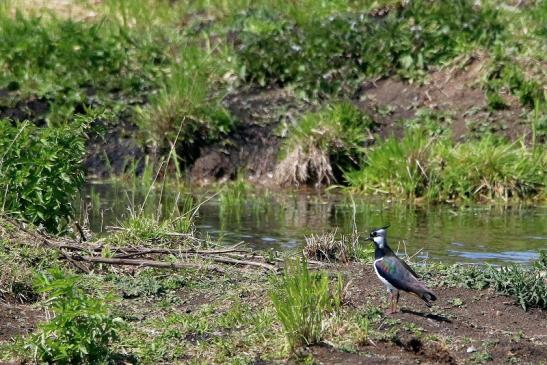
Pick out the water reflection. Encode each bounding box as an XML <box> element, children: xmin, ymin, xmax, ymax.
<box><xmin>77</xmin><ymin>183</ymin><xmax>546</xmax><ymax>264</ymax></box>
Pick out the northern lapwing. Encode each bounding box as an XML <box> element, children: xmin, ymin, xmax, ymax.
<box><xmin>367</xmin><ymin>226</ymin><xmax>436</xmax><ymax>314</ymax></box>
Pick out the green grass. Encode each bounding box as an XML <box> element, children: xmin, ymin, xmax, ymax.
<box><xmin>276</xmin><ymin>102</ymin><xmax>374</xmax><ymax>186</ymax></box>
<box><xmin>346</xmin><ymin>130</ymin><xmax>546</xmax><ymax>201</ymax></box>
<box><xmin>270</xmin><ymin>258</ymin><xmax>344</xmax><ymax>352</ymax></box>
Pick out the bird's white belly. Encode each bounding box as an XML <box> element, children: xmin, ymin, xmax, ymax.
<box><xmin>373</xmin><ymin>258</ymin><xmax>397</xmax><ymax>292</ymax></box>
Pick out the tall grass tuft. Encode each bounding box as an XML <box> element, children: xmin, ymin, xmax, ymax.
<box><xmin>437</xmin><ymin>136</ymin><xmax>546</xmax><ymax>200</ymax></box>
<box><xmin>270</xmin><ymin>258</ymin><xmax>344</xmax><ymax>352</ymax></box>
<box><xmin>347</xmin><ymin>131</ymin><xmax>546</xmax><ymax>201</ymax></box>
<box><xmin>276</xmin><ymin>102</ymin><xmax>374</xmax><ymax>186</ymax></box>
<box><xmin>137</xmin><ymin>45</ymin><xmax>235</xmax><ymax>163</ymax></box>
<box><xmin>346</xmin><ymin>129</ymin><xmax>438</xmax><ymax>198</ymax></box>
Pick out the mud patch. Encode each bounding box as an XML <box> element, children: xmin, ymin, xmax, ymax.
<box><xmin>190</xmin><ymin>87</ymin><xmax>310</xmax><ymax>185</ymax></box>
<box><xmin>85</xmin><ymin>114</ymin><xmax>146</xmax><ymax>179</ymax></box>
<box><xmin>358</xmin><ymin>53</ymin><xmax>530</xmax><ymax>141</ymax></box>
<box><xmin>0</xmin><ymin>90</ymin><xmax>49</xmax><ymax>127</ymax></box>
<box><xmin>346</xmin><ymin>264</ymin><xmax>547</xmax><ymax>364</ymax></box>
<box><xmin>0</xmin><ymin>302</ymin><xmax>42</xmax><ymax>342</ymax></box>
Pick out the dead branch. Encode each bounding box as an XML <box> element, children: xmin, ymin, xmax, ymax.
<box><xmin>60</xmin><ymin>250</ymin><xmax>90</xmax><ymax>274</ymax></box>
<box><xmin>208</xmin><ymin>255</ymin><xmax>278</xmax><ymax>272</ymax></box>
<box><xmin>72</xmin><ymin>255</ymin><xmax>224</xmax><ymax>273</ymax></box>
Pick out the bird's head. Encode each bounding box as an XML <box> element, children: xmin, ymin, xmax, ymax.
<box><xmin>367</xmin><ymin>225</ymin><xmax>389</xmax><ymax>248</ymax></box>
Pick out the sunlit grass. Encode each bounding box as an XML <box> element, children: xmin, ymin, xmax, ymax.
<box><xmin>347</xmin><ymin>131</ymin><xmax>546</xmax><ymax>201</ymax></box>
<box><xmin>270</xmin><ymin>258</ymin><xmax>344</xmax><ymax>352</ymax></box>
<box><xmin>276</xmin><ymin>102</ymin><xmax>374</xmax><ymax>186</ymax></box>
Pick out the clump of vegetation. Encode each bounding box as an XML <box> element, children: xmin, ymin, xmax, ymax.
<box><xmin>25</xmin><ymin>268</ymin><xmax>124</xmax><ymax>364</ymax></box>
<box><xmin>276</xmin><ymin>102</ymin><xmax>374</xmax><ymax>186</ymax></box>
<box><xmin>436</xmin><ymin>136</ymin><xmax>545</xmax><ymax>200</ymax></box>
<box><xmin>303</xmin><ymin>231</ymin><xmax>373</xmax><ymax>263</ymax></box>
<box><xmin>0</xmin><ymin>11</ymin><xmax>163</xmax><ymax>123</ymax></box>
<box><xmin>113</xmin><ymin>268</ymin><xmax>187</xmax><ymax>299</ymax></box>
<box><xmin>428</xmin><ymin>252</ymin><xmax>547</xmax><ymax>311</ymax></box>
<box><xmin>136</xmin><ymin>45</ymin><xmax>235</xmax><ymax>162</ymax></box>
<box><xmin>270</xmin><ymin>258</ymin><xmax>344</xmax><ymax>352</ymax></box>
<box><xmin>237</xmin><ymin>0</ymin><xmax>502</xmax><ymax>95</ymax></box>
<box><xmin>346</xmin><ymin>129</ymin><xmax>436</xmax><ymax>198</ymax></box>
<box><xmin>489</xmin><ymin>264</ymin><xmax>547</xmax><ymax>311</ymax></box>
<box><xmin>0</xmin><ymin>119</ymin><xmax>87</xmax><ymax>233</ymax></box>
<box><xmin>347</xmin><ymin>130</ymin><xmax>546</xmax><ymax>201</ymax></box>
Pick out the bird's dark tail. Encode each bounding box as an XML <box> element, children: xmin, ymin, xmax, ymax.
<box><xmin>419</xmin><ymin>289</ymin><xmax>437</xmax><ymax>307</ymax></box>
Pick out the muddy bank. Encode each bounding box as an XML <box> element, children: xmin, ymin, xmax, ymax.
<box><xmin>0</xmin><ymin>54</ymin><xmax>537</xmax><ymax>186</ymax></box>
<box><xmin>342</xmin><ymin>265</ymin><xmax>547</xmax><ymax>365</ymax></box>
<box><xmin>1</xmin><ymin>262</ymin><xmax>544</xmax><ymax>364</ymax></box>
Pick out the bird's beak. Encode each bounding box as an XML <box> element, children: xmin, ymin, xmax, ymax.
<box><xmin>365</xmin><ymin>236</ymin><xmax>373</xmax><ymax>242</ymax></box>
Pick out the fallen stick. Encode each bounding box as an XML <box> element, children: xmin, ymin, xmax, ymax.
<box><xmin>208</xmin><ymin>255</ymin><xmax>278</xmax><ymax>272</ymax></box>
<box><xmin>72</xmin><ymin>255</ymin><xmax>224</xmax><ymax>273</ymax></box>
<box><xmin>60</xmin><ymin>250</ymin><xmax>90</xmax><ymax>274</ymax></box>
<box><xmin>113</xmin><ymin>247</ymin><xmax>250</xmax><ymax>259</ymax></box>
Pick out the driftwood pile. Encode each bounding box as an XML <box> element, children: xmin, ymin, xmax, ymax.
<box><xmin>3</xmin><ymin>217</ymin><xmax>328</xmax><ymax>274</ymax></box>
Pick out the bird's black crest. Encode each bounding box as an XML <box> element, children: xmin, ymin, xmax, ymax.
<box><xmin>372</xmin><ymin>225</ymin><xmax>390</xmax><ymax>231</ymax></box>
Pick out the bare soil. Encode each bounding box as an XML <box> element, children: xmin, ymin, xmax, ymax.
<box><xmin>357</xmin><ymin>53</ymin><xmax>530</xmax><ymax>142</ymax></box>
<box><xmin>313</xmin><ymin>264</ymin><xmax>547</xmax><ymax>365</ymax></box>
<box><xmin>189</xmin><ymin>87</ymin><xmax>310</xmax><ymax>185</ymax></box>
<box><xmin>0</xmin><ymin>302</ymin><xmax>42</xmax><ymax>342</ymax></box>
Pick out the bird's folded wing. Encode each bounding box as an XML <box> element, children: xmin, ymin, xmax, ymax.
<box><xmin>375</xmin><ymin>256</ymin><xmax>422</xmax><ymax>293</ymax></box>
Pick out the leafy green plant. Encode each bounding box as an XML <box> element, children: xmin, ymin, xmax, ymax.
<box><xmin>25</xmin><ymin>268</ymin><xmax>124</xmax><ymax>364</ymax></box>
<box><xmin>113</xmin><ymin>269</ymin><xmax>187</xmax><ymax>298</ymax></box>
<box><xmin>489</xmin><ymin>265</ymin><xmax>547</xmax><ymax>311</ymax></box>
<box><xmin>237</xmin><ymin>0</ymin><xmax>502</xmax><ymax>95</ymax></box>
<box><xmin>0</xmin><ymin>119</ymin><xmax>87</xmax><ymax>233</ymax></box>
<box><xmin>276</xmin><ymin>102</ymin><xmax>374</xmax><ymax>186</ymax></box>
<box><xmin>270</xmin><ymin>258</ymin><xmax>344</xmax><ymax>351</ymax></box>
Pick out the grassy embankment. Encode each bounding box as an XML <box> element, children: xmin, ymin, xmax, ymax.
<box><xmin>0</xmin><ymin>0</ymin><xmax>545</xmax><ymax>205</ymax></box>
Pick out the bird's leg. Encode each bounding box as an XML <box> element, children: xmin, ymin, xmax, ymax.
<box><xmin>385</xmin><ymin>290</ymin><xmax>395</xmax><ymax>315</ymax></box>
<box><xmin>394</xmin><ymin>291</ymin><xmax>400</xmax><ymax>313</ymax></box>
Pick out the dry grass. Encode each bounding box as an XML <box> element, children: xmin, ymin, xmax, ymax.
<box><xmin>274</xmin><ymin>145</ymin><xmax>334</xmax><ymax>187</ymax></box>
<box><xmin>303</xmin><ymin>231</ymin><xmax>367</xmax><ymax>263</ymax></box>
<box><xmin>4</xmin><ymin>0</ymin><xmax>101</xmax><ymax>20</ymax></box>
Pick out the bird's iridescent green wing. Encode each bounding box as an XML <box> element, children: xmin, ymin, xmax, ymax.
<box><xmin>374</xmin><ymin>256</ymin><xmax>421</xmax><ymax>293</ymax></box>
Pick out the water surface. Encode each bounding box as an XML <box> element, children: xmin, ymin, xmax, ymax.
<box><xmin>78</xmin><ymin>183</ymin><xmax>547</xmax><ymax>265</ymax></box>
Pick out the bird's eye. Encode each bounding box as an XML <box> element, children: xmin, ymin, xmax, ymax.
<box><xmin>371</xmin><ymin>232</ymin><xmax>377</xmax><ymax>237</ymax></box>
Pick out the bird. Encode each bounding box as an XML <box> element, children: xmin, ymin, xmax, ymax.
<box><xmin>367</xmin><ymin>226</ymin><xmax>437</xmax><ymax>314</ymax></box>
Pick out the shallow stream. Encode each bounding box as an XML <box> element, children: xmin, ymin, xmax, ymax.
<box><xmin>78</xmin><ymin>182</ymin><xmax>547</xmax><ymax>265</ymax></box>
